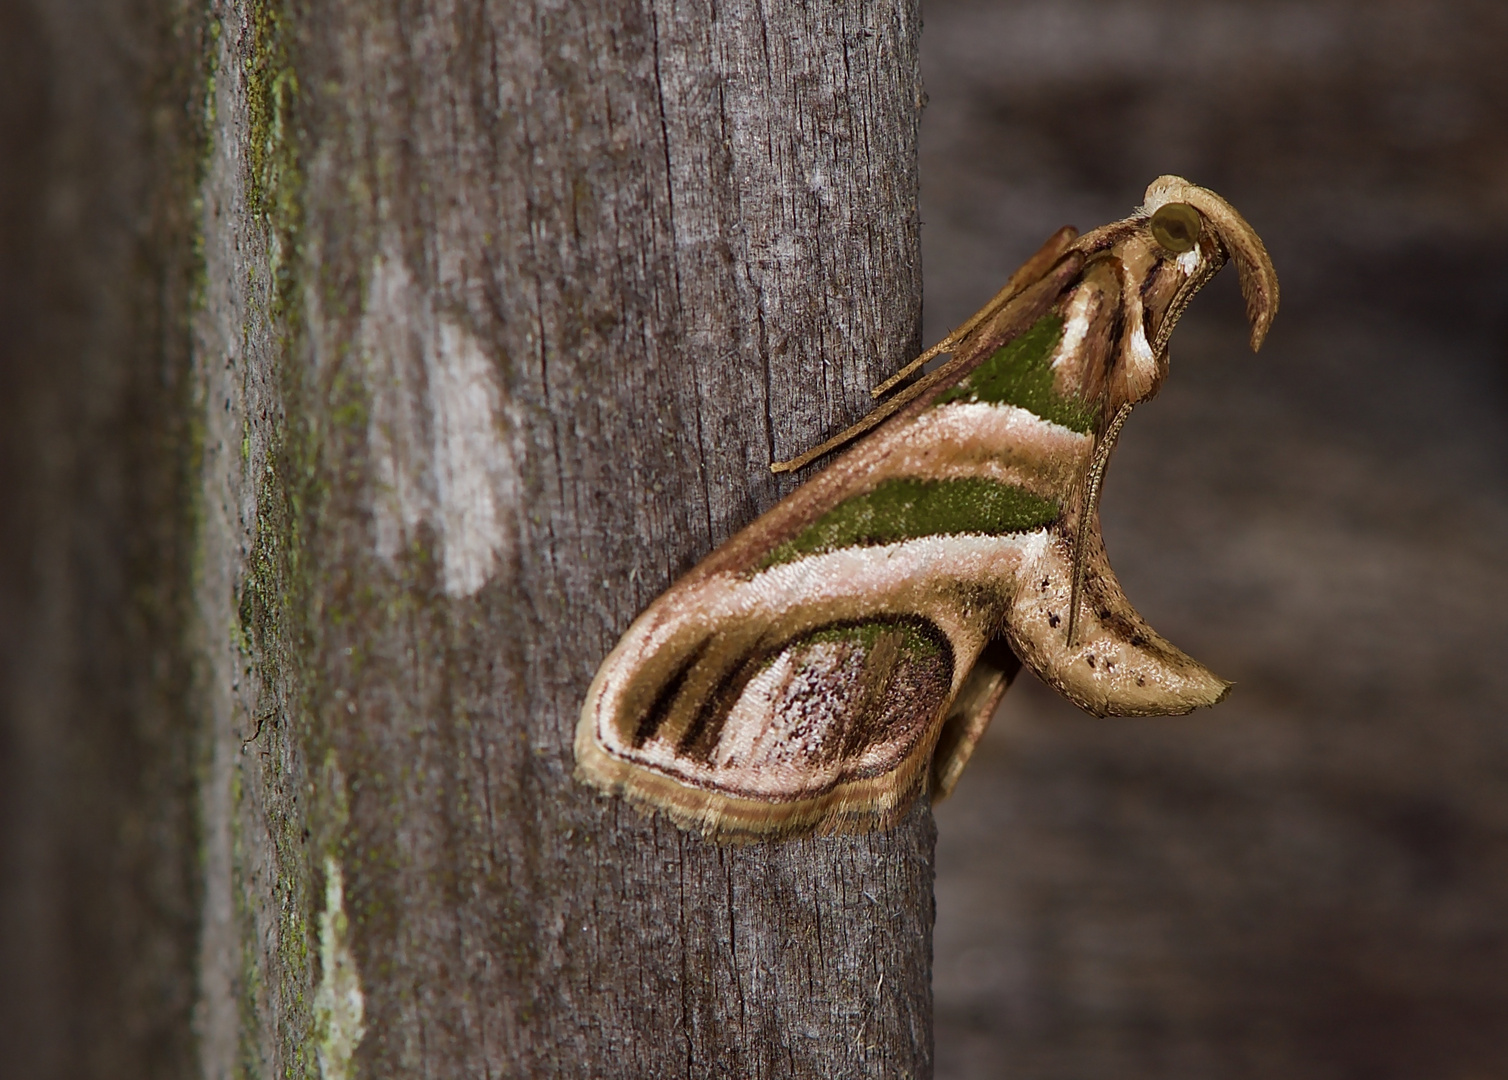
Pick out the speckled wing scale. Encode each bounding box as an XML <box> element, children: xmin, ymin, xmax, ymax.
<box><xmin>576</xmin><ymin>176</ymin><xmax>1279</xmax><ymax>839</ymax></box>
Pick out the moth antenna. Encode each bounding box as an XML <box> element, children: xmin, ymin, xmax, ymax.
<box><xmin>1067</xmin><ymin>403</ymin><xmax>1133</xmax><ymax>645</ymax></box>
<box><xmin>770</xmin><ymin>364</ymin><xmax>952</xmax><ymax>473</ymax></box>
<box><xmin>873</xmin><ymin>226</ymin><xmax>1082</xmax><ymax>400</ymax></box>
<box><xmin>869</xmin><ymin>337</ymin><xmax>956</xmax><ymax>399</ymax></box>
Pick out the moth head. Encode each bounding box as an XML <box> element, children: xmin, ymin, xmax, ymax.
<box><xmin>1140</xmin><ymin>175</ymin><xmax>1280</xmax><ymax>352</ymax></box>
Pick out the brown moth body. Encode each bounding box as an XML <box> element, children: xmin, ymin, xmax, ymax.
<box><xmin>576</xmin><ymin>176</ymin><xmax>1279</xmax><ymax>839</ymax></box>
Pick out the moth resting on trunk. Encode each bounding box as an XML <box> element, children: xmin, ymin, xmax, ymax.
<box><xmin>576</xmin><ymin>176</ymin><xmax>1279</xmax><ymax>839</ymax></box>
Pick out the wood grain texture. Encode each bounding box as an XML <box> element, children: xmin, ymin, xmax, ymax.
<box><xmin>191</xmin><ymin>0</ymin><xmax>933</xmax><ymax>1077</ymax></box>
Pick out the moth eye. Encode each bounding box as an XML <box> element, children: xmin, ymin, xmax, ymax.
<box><xmin>1150</xmin><ymin>202</ymin><xmax>1201</xmax><ymax>254</ymax></box>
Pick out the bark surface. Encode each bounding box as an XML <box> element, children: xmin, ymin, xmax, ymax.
<box><xmin>196</xmin><ymin>0</ymin><xmax>931</xmax><ymax>1078</ymax></box>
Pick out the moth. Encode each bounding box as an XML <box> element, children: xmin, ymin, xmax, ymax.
<box><xmin>577</xmin><ymin>176</ymin><xmax>1278</xmax><ymax>839</ymax></box>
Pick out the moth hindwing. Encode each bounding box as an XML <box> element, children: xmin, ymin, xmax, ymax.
<box><xmin>577</xmin><ymin>175</ymin><xmax>1279</xmax><ymax>840</ymax></box>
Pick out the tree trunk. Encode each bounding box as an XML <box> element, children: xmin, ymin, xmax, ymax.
<box><xmin>3</xmin><ymin>0</ymin><xmax>932</xmax><ymax>1076</ymax></box>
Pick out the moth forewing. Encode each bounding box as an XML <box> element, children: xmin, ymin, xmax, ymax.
<box><xmin>1047</xmin><ymin>257</ymin><xmax>1123</xmax><ymax>406</ymax></box>
<box><xmin>577</xmin><ymin>175</ymin><xmax>1278</xmax><ymax>839</ymax></box>
<box><xmin>869</xmin><ymin>225</ymin><xmax>1081</xmax><ymax>400</ymax></box>
<box><xmin>769</xmin><ymin>249</ymin><xmax>1087</xmax><ymax>476</ymax></box>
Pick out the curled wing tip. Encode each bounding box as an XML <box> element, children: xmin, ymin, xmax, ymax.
<box><xmin>1068</xmin><ymin>668</ymin><xmax>1231</xmax><ymax>718</ymax></box>
<box><xmin>1008</xmin><ymin>530</ymin><xmax>1234</xmax><ymax>720</ymax></box>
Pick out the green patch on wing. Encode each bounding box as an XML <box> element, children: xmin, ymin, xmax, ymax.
<box><xmin>760</xmin><ymin>477</ymin><xmax>1058</xmax><ymax>569</ymax></box>
<box><xmin>934</xmin><ymin>314</ymin><xmax>1098</xmax><ymax>433</ymax></box>
<box><xmin>801</xmin><ymin>618</ymin><xmax>946</xmax><ymax>658</ymax></box>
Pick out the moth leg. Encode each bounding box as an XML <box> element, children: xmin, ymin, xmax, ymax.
<box><xmin>1068</xmin><ymin>402</ymin><xmax>1133</xmax><ymax>645</ymax></box>
<box><xmin>871</xmin><ymin>225</ymin><xmax>1082</xmax><ymax>399</ymax></box>
<box><xmin>930</xmin><ymin>638</ymin><xmax>1022</xmax><ymax>801</ymax></box>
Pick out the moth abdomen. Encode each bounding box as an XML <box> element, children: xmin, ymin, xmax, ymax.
<box><xmin>705</xmin><ymin>617</ymin><xmax>955</xmax><ymax>780</ymax></box>
<box><xmin>629</xmin><ymin>640</ymin><xmax>707</xmax><ymax>749</ymax></box>
<box><xmin>674</xmin><ymin>645</ymin><xmax>777</xmax><ymax>761</ymax></box>
<box><xmin>588</xmin><ymin>610</ymin><xmax>959</xmax><ymax>818</ymax></box>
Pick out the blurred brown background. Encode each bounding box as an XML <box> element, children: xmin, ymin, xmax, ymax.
<box><xmin>921</xmin><ymin>2</ymin><xmax>1508</xmax><ymax>1077</ymax></box>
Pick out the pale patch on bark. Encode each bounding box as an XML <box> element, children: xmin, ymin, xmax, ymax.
<box><xmin>313</xmin><ymin>856</ymin><xmax>365</xmax><ymax>1080</ymax></box>
<box><xmin>361</xmin><ymin>251</ymin><xmax>519</xmax><ymax>597</ymax></box>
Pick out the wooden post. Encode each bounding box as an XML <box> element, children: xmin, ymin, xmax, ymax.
<box><xmin>191</xmin><ymin>0</ymin><xmax>932</xmax><ymax>1076</ymax></box>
